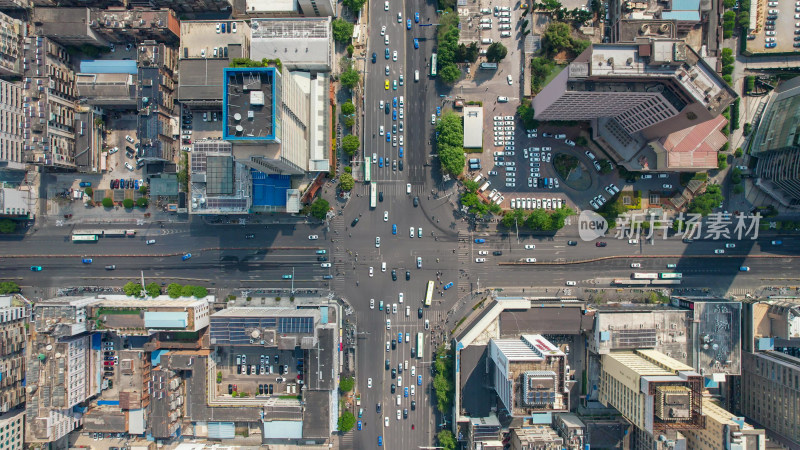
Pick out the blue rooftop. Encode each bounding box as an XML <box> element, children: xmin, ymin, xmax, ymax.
<box><xmin>252</xmin><ymin>171</ymin><xmax>290</xmax><ymax>207</ymax></box>
<box><xmin>671</xmin><ymin>0</ymin><xmax>700</xmax><ymax>9</ymax></box>
<box><xmin>79</xmin><ymin>60</ymin><xmax>138</xmax><ymax>75</ymax></box>
<box><xmin>662</xmin><ymin>10</ymin><xmax>700</xmax><ymax>20</ymax></box>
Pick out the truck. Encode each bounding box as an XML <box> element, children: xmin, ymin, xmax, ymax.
<box><xmin>478</xmin><ymin>181</ymin><xmax>491</xmax><ymax>192</ymax></box>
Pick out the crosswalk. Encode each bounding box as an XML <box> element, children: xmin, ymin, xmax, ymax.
<box><xmin>456</xmin><ymin>231</ymin><xmax>472</xmax><ymax>296</ymax></box>
<box><xmin>355</xmin><ymin>180</ymin><xmax>426</xmax><ymax>196</ymax></box>
<box><xmin>728</xmin><ymin>288</ymin><xmax>754</xmax><ymax>297</ymax></box>
<box><xmin>330</xmin><ymin>214</ymin><xmax>348</xmax><ymax>293</ymax></box>
<box><xmin>339</xmin><ymin>430</ymin><xmax>354</xmax><ymax>449</ymax></box>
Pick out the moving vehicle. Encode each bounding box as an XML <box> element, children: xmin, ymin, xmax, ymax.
<box><xmin>182</xmin><ymin>253</ymin><xmax>192</xmax><ymax>261</ymax></box>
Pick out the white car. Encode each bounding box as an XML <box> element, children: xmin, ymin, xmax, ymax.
<box><xmin>393</xmin><ymin>51</ymin><xmax>397</xmax><ymax>61</ymax></box>
<box><xmin>525</xmin><ymin>258</ymin><xmax>537</xmax><ymax>263</ymax></box>
<box><xmin>376</xmin><ymin>237</ymin><xmax>381</xmax><ymax>247</ymax></box>
<box><xmin>379</xmin><ymin>125</ymin><xmax>384</xmax><ymax>135</ymax></box>
<box><xmin>410</xmin><ymin>227</ymin><xmax>415</xmax><ymax>237</ymax></box>
<box><xmin>384</xmin><ymin>0</ymin><xmax>389</xmax><ymax>10</ymax></box>
<box><xmin>478</xmin><ymin>250</ymin><xmax>488</xmax><ymax>255</ymax></box>
<box><xmin>146</xmin><ymin>239</ymin><xmax>156</xmax><ymax>245</ymax></box>
<box><xmin>714</xmin><ymin>249</ymin><xmax>725</xmax><ymax>254</ymax></box>
<box><xmin>370</xmin><ymin>299</ymin><xmax>375</xmax><ymax>309</ymax></box>
<box><xmin>124</xmin><ymin>162</ymin><xmax>134</xmax><ymax>171</ymax></box>
<box><xmin>416</xmin><ymin>257</ymin><xmax>422</xmax><ymax>268</ymax></box>
<box><xmin>384</xmin><ymin>211</ymin><xmax>389</xmax><ymax>221</ymax></box>
<box><xmin>381</xmin><ymin>25</ymin><xmax>386</xmax><ymax>35</ymax></box>
<box><xmin>475</xmin><ymin>258</ymin><xmax>486</xmax><ymax>263</ymax></box>
<box><xmin>399</xmin><ymin>293</ymin><xmax>404</xmax><ymax>303</ymax></box>
<box><xmin>369</xmin><ymin>267</ymin><xmax>374</xmax><ymax>277</ymax></box>
<box><xmin>385</xmin><ymin>417</ymin><xmax>390</xmax><ymax>427</ymax></box>
<box><xmin>397</xmin><ymin>12</ymin><xmax>402</xmax><ymax>22</ymax></box>
<box><xmin>507</xmin><ymin>75</ymin><xmax>513</xmax><ymax>85</ymax></box>
<box><xmin>308</xmin><ymin>235</ymin><xmax>318</xmax><ymax>240</ymax></box>
<box><xmin>125</xmin><ymin>135</ymin><xmax>135</xmax><ymax>143</ymax></box>
<box><xmin>382</xmin><ymin>262</ymin><xmax>387</xmax><ymax>272</ymax></box>
<box><xmin>630</xmin><ymin>263</ymin><xmax>641</xmax><ymax>268</ymax></box>
<box><xmin>566</xmin><ymin>281</ymin><xmax>577</xmax><ymax>286</ymax></box>
<box><xmin>524</xmin><ymin>244</ymin><xmax>535</xmax><ymax>249</ymax></box>
<box><xmin>628</xmin><ymin>239</ymin><xmax>638</xmax><ymax>244</ymax></box>
<box><xmin>397</xmin><ymin>410</ymin><xmax>401</xmax><ymax>420</ymax></box>
<box><xmin>368</xmin><ymin>378</ymin><xmax>373</xmax><ymax>388</ymax></box>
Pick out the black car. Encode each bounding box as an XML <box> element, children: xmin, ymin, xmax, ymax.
<box><xmin>567</xmin><ymin>240</ymin><xmax>578</xmax><ymax>246</ymax></box>
<box><xmin>379</xmin><ymin>191</ymin><xmax>384</xmax><ymax>202</ymax></box>
<box><xmin>351</xmin><ymin>217</ymin><xmax>359</xmax><ymax>227</ymax></box>
<box><xmin>391</xmin><ymin>339</ymin><xmax>396</xmax><ymax>350</ymax></box>
<box><xmin>768</xmin><ymin>14</ymin><xmax>778</xmax><ymax>19</ymax></box>
<box><xmin>418</xmin><ymin>307</ymin><xmax>423</xmax><ymax>318</ymax></box>
<box><xmin>318</xmin><ymin>256</ymin><xmax>328</xmax><ymax>261</ymax></box>
<box><xmin>245</xmin><ymin>234</ymin><xmax>255</xmax><ymax>239</ymax></box>
<box><xmin>372</xmin><ymin>52</ymin><xmax>377</xmax><ymax>63</ymax></box>
<box><xmin>259</xmin><ymin>384</ymin><xmax>264</xmax><ymax>394</ymax></box>
<box><xmin>403</xmin><ymin>409</ymin><xmax>408</xmax><ymax>419</ymax></box>
<box><xmin>392</xmin><ymin>270</ymin><xmax>397</xmax><ymax>281</ymax></box>
<box><xmin>228</xmin><ymin>384</ymin><xmax>233</xmax><ymax>394</ymax></box>
<box><xmin>493</xmin><ymin>251</ymin><xmax>502</xmax><ymax>256</ymax></box>
<box><xmin>413</xmin><ymin>197</ymin><xmax>419</xmax><ymax>207</ymax></box>
<box><xmin>391</xmin><ymin>368</ymin><xmax>396</xmax><ymax>378</ymax></box>
<box><xmin>386</xmin><ymin>359</ymin><xmax>390</xmax><ymax>370</ymax></box>
<box><xmin>391</xmin><ymin>383</ymin><xmax>396</xmax><ymax>393</ymax></box>
<box><xmin>398</xmin><ymin>363</ymin><xmax>402</xmax><ymax>374</ymax></box>
<box><xmin>411</xmin><ymin>400</ymin><xmax>416</xmax><ymax>410</ymax></box>
<box><xmin>269</xmin><ymin>384</ymin><xmax>274</xmax><ymax>394</ymax></box>
<box><xmin>398</xmin><ymin>160</ymin><xmax>404</xmax><ymax>171</ymax></box>
<box><xmin>406</xmin><ymin>271</ymin><xmax>411</xmax><ymax>280</ymax></box>
<box><xmin>385</xmin><ymin>103</ymin><xmax>390</xmax><ymax>114</ymax></box>
<box><xmin>411</xmin><ymin>347</ymin><xmax>416</xmax><ymax>358</ymax></box>
<box><xmin>377</xmin><ymin>403</ymin><xmax>382</xmax><ymax>413</ymax></box>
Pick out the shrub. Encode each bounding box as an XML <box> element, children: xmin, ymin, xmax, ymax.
<box><xmin>136</xmin><ymin>197</ymin><xmax>148</xmax><ymax>207</ymax></box>
<box><xmin>718</xmin><ymin>153</ymin><xmax>728</xmax><ymax>170</ymax></box>
<box><xmin>0</xmin><ymin>219</ymin><xmax>15</xmax><ymax>234</ymax></box>
<box><xmin>122</xmin><ymin>198</ymin><xmax>134</xmax><ymax>209</ymax></box>
<box><xmin>331</xmin><ymin>19</ymin><xmax>354</xmax><ymax>44</ymax></box>
<box><xmin>341</xmin><ymin>135</ymin><xmax>360</xmax><ymax>157</ymax></box>
<box><xmin>102</xmin><ymin>197</ymin><xmax>114</xmax><ymax>208</ymax></box>
<box><xmin>84</xmin><ymin>187</ymin><xmax>93</xmax><ymax>197</ymax></box>
<box><xmin>734</xmin><ymin>147</ymin><xmax>743</xmax><ymax>158</ymax></box>
<box><xmin>339</xmin><ymin>172</ymin><xmax>355</xmax><ymax>191</ymax></box>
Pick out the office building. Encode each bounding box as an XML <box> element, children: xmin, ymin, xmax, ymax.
<box><xmin>249</xmin><ymin>18</ymin><xmax>333</xmax><ymax>72</ymax></box>
<box><xmin>599</xmin><ymin>349</ymin><xmax>705</xmax><ymax>437</ymax></box>
<box><xmin>553</xmin><ymin>413</ymin><xmax>587</xmax><ymax>450</ymax></box>
<box><xmin>749</xmin><ymin>77</ymin><xmax>800</xmax><ymax>207</ymax></box>
<box><xmin>0</xmin><ymin>79</ymin><xmax>24</xmax><ymax>173</ymax></box>
<box><xmin>740</xmin><ymin>350</ymin><xmax>800</xmax><ymax>447</ymax></box>
<box><xmin>532</xmin><ymin>40</ymin><xmax>735</xmax><ymax>171</ymax></box>
<box><xmin>0</xmin><ymin>296</ymin><xmax>26</xmax><ymax>416</ymax></box>
<box><xmin>242</xmin><ymin>0</ymin><xmax>335</xmax><ymax>17</ymax></box>
<box><xmin>488</xmin><ymin>334</ymin><xmax>570</xmax><ymax>415</ymax></box>
<box><xmin>683</xmin><ymin>397</ymin><xmax>766</xmax><ymax>450</ymax></box>
<box><xmin>90</xmin><ymin>8</ymin><xmax>180</xmax><ymax>45</ymax></box>
<box><xmin>509</xmin><ymin>425</ymin><xmax>564</xmax><ymax>449</ymax></box>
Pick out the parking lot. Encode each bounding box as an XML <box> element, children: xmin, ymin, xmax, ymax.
<box><xmin>217</xmin><ymin>345</ymin><xmax>303</xmax><ymax>398</ymax></box>
<box><xmin>747</xmin><ymin>0</ymin><xmax>800</xmax><ymax>53</ymax></box>
<box><xmin>180</xmin><ymin>106</ymin><xmax>225</xmax><ymax>151</ymax></box>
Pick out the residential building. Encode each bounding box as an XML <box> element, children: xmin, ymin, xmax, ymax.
<box><xmin>683</xmin><ymin>397</ymin><xmax>766</xmax><ymax>450</ymax></box>
<box><xmin>740</xmin><ymin>350</ymin><xmax>800</xmax><ymax>448</ymax></box>
<box><xmin>249</xmin><ymin>18</ymin><xmax>332</xmax><ymax>72</ymax></box>
<box><xmin>749</xmin><ymin>77</ymin><xmax>800</xmax><ymax>207</ymax></box>
<box><xmin>90</xmin><ymin>8</ymin><xmax>181</xmax><ymax>45</ymax></box>
<box><xmin>553</xmin><ymin>413</ymin><xmax>587</xmax><ymax>450</ymax></box>
<box><xmin>0</xmin><ymin>12</ymin><xmax>23</xmax><ymax>77</ymax></box>
<box><xmin>487</xmin><ymin>334</ymin><xmax>570</xmax><ymax>415</ymax></box>
<box><xmin>129</xmin><ymin>0</ymin><xmax>230</xmax><ymax>13</ymax></box>
<box><xmin>0</xmin><ymin>409</ymin><xmax>24</xmax><ymax>450</ymax></box>
<box><xmin>22</xmin><ymin>36</ymin><xmax>79</xmax><ymax>170</ymax></box>
<box><xmin>136</xmin><ymin>42</ymin><xmax>179</xmax><ymax>163</ymax></box>
<box><xmin>32</xmin><ymin>8</ymin><xmax>106</xmax><ymax>47</ymax></box>
<box><xmin>532</xmin><ymin>40</ymin><xmax>735</xmax><ymax>172</ymax></box>
<box><xmin>297</xmin><ymin>0</ymin><xmax>335</xmax><ymax>17</ymax></box>
<box><xmin>599</xmin><ymin>349</ymin><xmax>705</xmax><ymax>437</ymax></box>
<box><xmin>75</xmin><ymin>73</ymin><xmax>137</xmax><ymax>108</ymax></box>
<box><xmin>0</xmin><ymin>296</ymin><xmax>26</xmax><ymax>415</ymax></box>
<box><xmin>509</xmin><ymin>425</ymin><xmax>564</xmax><ymax>449</ymax></box>
<box><xmin>241</xmin><ymin>0</ymin><xmax>335</xmax><ymax>17</ymax></box>
<box><xmin>0</xmin><ymin>0</ymin><xmax>27</xmax><ymax>9</ymax></box>
<box><xmin>466</xmin><ymin>414</ymin><xmax>503</xmax><ymax>449</ymax></box>
<box><xmin>0</xmin><ymin>79</ymin><xmax>25</xmax><ymax>173</ymax></box>
<box><xmin>741</xmin><ymin>298</ymin><xmax>800</xmax><ymax>353</ymax></box>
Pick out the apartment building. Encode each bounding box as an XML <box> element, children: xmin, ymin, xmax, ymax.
<box><xmin>599</xmin><ymin>348</ymin><xmax>705</xmax><ymax>437</ymax></box>
<box><xmin>740</xmin><ymin>350</ymin><xmax>800</xmax><ymax>447</ymax></box>
<box><xmin>0</xmin><ymin>296</ymin><xmax>26</xmax><ymax>416</ymax></box>
<box><xmin>683</xmin><ymin>397</ymin><xmax>766</xmax><ymax>450</ymax></box>
<box><xmin>0</xmin><ymin>12</ymin><xmax>23</xmax><ymax>77</ymax></box>
<box><xmin>0</xmin><ymin>409</ymin><xmax>24</xmax><ymax>450</ymax></box>
<box><xmin>90</xmin><ymin>7</ymin><xmax>180</xmax><ymax>45</ymax></box>
<box><xmin>22</xmin><ymin>36</ymin><xmax>78</xmax><ymax>169</ymax></box>
<box><xmin>137</xmin><ymin>41</ymin><xmax>179</xmax><ymax>162</ymax></box>
<box><xmin>0</xmin><ymin>79</ymin><xmax>24</xmax><ymax>173</ymax></box>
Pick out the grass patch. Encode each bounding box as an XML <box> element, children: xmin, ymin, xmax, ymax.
<box><xmin>451</xmin><ymin>316</ymin><xmax>467</xmax><ymax>334</ymax></box>
<box><xmin>464</xmin><ymin>147</ymin><xmax>484</xmax><ymax>153</ymax></box>
<box><xmin>280</xmin><ymin>395</ymin><xmax>301</xmax><ymax>400</ymax></box>
<box><xmin>472</xmin><ymin>298</ymin><xmax>486</xmax><ymax>310</ymax></box>
<box><xmin>542</xmin><ymin>64</ymin><xmax>566</xmax><ymax>86</ymax></box>
<box><xmin>622</xmin><ymin>191</ymin><xmax>642</xmax><ymax>210</ymax></box>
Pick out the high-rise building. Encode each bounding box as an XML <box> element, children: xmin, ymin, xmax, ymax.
<box><xmin>0</xmin><ymin>296</ymin><xmax>27</xmax><ymax>415</ymax></box>
<box><xmin>0</xmin><ymin>409</ymin><xmax>25</xmax><ymax>450</ymax></box>
<box><xmin>683</xmin><ymin>397</ymin><xmax>766</xmax><ymax>450</ymax></box>
<box><xmin>0</xmin><ymin>79</ymin><xmax>24</xmax><ymax>173</ymax></box>
<box><xmin>0</xmin><ymin>12</ymin><xmax>23</xmax><ymax>77</ymax></box>
<box><xmin>740</xmin><ymin>350</ymin><xmax>800</xmax><ymax>447</ymax></box>
<box><xmin>599</xmin><ymin>349</ymin><xmax>705</xmax><ymax>437</ymax></box>
<box><xmin>532</xmin><ymin>40</ymin><xmax>735</xmax><ymax>171</ymax></box>
<box><xmin>749</xmin><ymin>77</ymin><xmax>800</xmax><ymax>207</ymax></box>
<box><xmin>487</xmin><ymin>334</ymin><xmax>570</xmax><ymax>415</ymax></box>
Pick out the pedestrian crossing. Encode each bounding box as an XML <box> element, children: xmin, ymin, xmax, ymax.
<box><xmin>339</xmin><ymin>430</ymin><xmax>354</xmax><ymax>449</ymax></box>
<box><xmin>330</xmin><ymin>214</ymin><xmax>348</xmax><ymax>293</ymax></box>
<box><xmin>728</xmin><ymin>288</ymin><xmax>754</xmax><ymax>297</ymax></box>
<box><xmin>355</xmin><ymin>180</ymin><xmax>426</xmax><ymax>196</ymax></box>
<box><xmin>456</xmin><ymin>231</ymin><xmax>472</xmax><ymax>296</ymax></box>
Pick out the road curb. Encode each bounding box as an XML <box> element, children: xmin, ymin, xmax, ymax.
<box><xmin>3</xmin><ymin>247</ymin><xmax>322</xmax><ymax>258</ymax></box>
<box><xmin>498</xmin><ymin>253</ymin><xmax>800</xmax><ymax>266</ymax></box>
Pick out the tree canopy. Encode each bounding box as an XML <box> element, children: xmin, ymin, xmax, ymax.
<box><xmin>486</xmin><ymin>42</ymin><xmax>508</xmax><ymax>63</ymax></box>
<box><xmin>343</xmin><ymin>0</ymin><xmax>366</xmax><ymax>13</ymax></box>
<box><xmin>331</xmin><ymin>19</ymin><xmax>354</xmax><ymax>44</ymax></box>
<box><xmin>436</xmin><ymin>111</ymin><xmax>465</xmax><ymax>176</ymax></box>
<box><xmin>437</xmin><ymin>430</ymin><xmax>457</xmax><ymax>450</ymax></box>
<box><xmin>340</xmin><ymin>67</ymin><xmax>360</xmax><ymax>89</ymax></box>
<box><xmin>688</xmin><ymin>184</ymin><xmax>724</xmax><ymax>216</ymax></box>
<box><xmin>123</xmin><ymin>282</ymin><xmax>143</xmax><ymax>297</ymax></box>
<box><xmin>541</xmin><ymin>22</ymin><xmax>590</xmax><ymax>57</ymax></box>
<box><xmin>0</xmin><ymin>219</ymin><xmax>15</xmax><ymax>234</ymax></box>
<box><xmin>338</xmin><ymin>411</ymin><xmax>356</xmax><ymax>433</ymax></box>
<box><xmin>342</xmin><ymin>134</ymin><xmax>360</xmax><ymax>157</ymax></box>
<box><xmin>102</xmin><ymin>197</ymin><xmax>114</xmax><ymax>208</ymax></box>
<box><xmin>339</xmin><ymin>172</ymin><xmax>355</xmax><ymax>191</ymax></box>
<box><xmin>310</xmin><ymin>198</ymin><xmax>330</xmax><ymax>220</ymax></box>
<box><xmin>0</xmin><ymin>281</ymin><xmax>21</xmax><ymax>294</ymax></box>
<box><xmin>341</xmin><ymin>100</ymin><xmax>356</xmax><ymax>116</ymax></box>
<box><xmin>339</xmin><ymin>376</ymin><xmax>355</xmax><ymax>392</ymax></box>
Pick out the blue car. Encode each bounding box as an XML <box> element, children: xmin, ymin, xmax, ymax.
<box><xmin>398</xmin><ymin>332</ymin><xmax>403</xmax><ymax>343</ymax></box>
<box><xmin>407</xmin><ymin>19</ymin><xmax>411</xmax><ymax>29</ymax></box>
<box><xmin>372</xmin><ymin>52</ymin><xmax>376</xmax><ymax>63</ymax></box>
<box><xmin>385</xmin><ymin>48</ymin><xmax>390</xmax><ymax>59</ymax></box>
<box><xmin>393</xmin><ymin>97</ymin><xmax>398</xmax><ymax>107</ymax></box>
<box><xmin>414</xmin><ymin>38</ymin><xmax>419</xmax><ymax>49</ymax></box>
<box><xmin>181</xmin><ymin>253</ymin><xmax>192</xmax><ymax>261</ymax></box>
<box><xmin>399</xmin><ymin>147</ymin><xmax>404</xmax><ymax>158</ymax></box>
<box><xmin>378</xmin><ymin>436</ymin><xmax>383</xmax><ymax>446</ymax></box>
<box><xmin>386</xmin><ymin>132</ymin><xmax>391</xmax><ymax>142</ymax></box>
<box><xmin>444</xmin><ymin>282</ymin><xmax>453</xmax><ymax>290</ymax></box>
<box><xmin>436</xmin><ymin>106</ymin><xmax>441</xmax><ymax>116</ymax></box>
<box><xmin>417</xmin><ymin>375</ymin><xmax>422</xmax><ymax>385</ymax></box>
<box><xmin>771</xmin><ymin>240</ymin><xmax>783</xmax><ymax>245</ymax></box>
<box><xmin>474</xmin><ymin>238</ymin><xmax>485</xmax><ymax>243</ymax></box>
<box><xmin>415</xmin><ymin>12</ymin><xmax>420</xmax><ymax>22</ymax></box>
<box><xmin>766</xmin><ymin>42</ymin><xmax>777</xmax><ymax>48</ymax></box>
<box><xmin>79</xmin><ymin>181</ymin><xmax>91</xmax><ymax>187</ymax></box>
<box><xmin>392</xmin><ymin>110</ymin><xmax>397</xmax><ymax>121</ymax></box>
<box><xmin>357</xmin><ymin>420</ymin><xmax>362</xmax><ymax>431</ymax></box>
<box><xmin>392</xmin><ymin>224</ymin><xmax>397</xmax><ymax>234</ymax></box>
<box><xmin>379</xmin><ymin>157</ymin><xmax>384</xmax><ymax>167</ymax></box>
<box><xmin>30</xmin><ymin>266</ymin><xmax>42</xmax><ymax>271</ymax></box>
<box><xmin>740</xmin><ymin>266</ymin><xmax>750</xmax><ymax>272</ymax></box>
<box><xmin>404</xmin><ymin>386</ymin><xmax>409</xmax><ymax>397</ymax></box>
<box><xmin>82</xmin><ymin>258</ymin><xmax>93</xmax><ymax>264</ymax></box>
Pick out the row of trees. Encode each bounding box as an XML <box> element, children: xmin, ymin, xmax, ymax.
<box><xmin>100</xmin><ymin>197</ymin><xmax>148</xmax><ymax>209</ymax></box>
<box><xmin>122</xmin><ymin>281</ymin><xmax>208</xmax><ymax>299</ymax></box>
<box><xmin>436</xmin><ymin>111</ymin><xmax>466</xmax><ymax>176</ymax></box>
<box><xmin>500</xmin><ymin>206</ymin><xmax>575</xmax><ymax>231</ymax></box>
<box><xmin>436</xmin><ymin>14</ymin><xmax>463</xmax><ymax>83</ymax></box>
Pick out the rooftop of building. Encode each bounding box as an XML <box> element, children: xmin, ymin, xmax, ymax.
<box><xmin>750</xmin><ymin>76</ymin><xmax>800</xmax><ymax>156</ymax></box>
<box><xmin>246</xmin><ymin>0</ymin><xmax>298</xmax><ymax>12</ymax></box>
<box><xmin>90</xmin><ymin>7</ymin><xmax>179</xmax><ymax>33</ymax></box>
<box><xmin>491</xmin><ymin>335</ymin><xmax>565</xmax><ymax>361</ymax></box>
<box><xmin>655</xmin><ymin>114</ymin><xmax>726</xmax><ymax>169</ymax></box>
<box><xmin>189</xmin><ymin>140</ymin><xmax>250</xmax><ymax>214</ymax></box>
<box><xmin>463</xmin><ymin>106</ymin><xmax>484</xmax><ymax>148</ymax></box>
<box><xmin>179</xmin><ymin>20</ymin><xmax>249</xmax><ymax>59</ymax></box>
<box><xmin>249</xmin><ymin>18</ymin><xmax>331</xmax><ymax>68</ymax></box>
<box><xmin>178</xmin><ymin>58</ymin><xmax>237</xmax><ymax>102</ymax></box>
<box><xmin>212</xmin><ymin>306</ymin><xmax>321</xmax><ymax>318</ymax></box>
<box><xmin>570</xmin><ymin>41</ymin><xmax>735</xmax><ymax>115</ymax></box>
<box><xmin>222</xmin><ymin>67</ymin><xmax>275</xmax><ymax>141</ymax></box>
<box><xmin>606</xmin><ymin>348</ymin><xmax>694</xmax><ymax>374</ymax></box>
<box><xmin>32</xmin><ymin>7</ymin><xmax>92</xmax><ymax>36</ymax></box>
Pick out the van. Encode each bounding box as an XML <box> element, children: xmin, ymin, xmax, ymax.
<box><xmin>406</xmin><ymin>306</ymin><xmax>410</xmax><ymax>316</ymax></box>
<box><xmin>469</xmin><ymin>158</ymin><xmax>480</xmax><ymax>164</ymax></box>
<box><xmin>480</xmin><ymin>23</ymin><xmax>492</xmax><ymax>29</ymax></box>
<box><xmin>481</xmin><ymin>38</ymin><xmax>493</xmax><ymax>44</ymax></box>
<box><xmin>414</xmin><ymin>70</ymin><xmax>419</xmax><ymax>81</ymax></box>
<box><xmin>397</xmin><ymin>394</ymin><xmax>402</xmax><ymax>405</ymax></box>
<box><xmin>404</xmin><ymin>360</ymin><xmax>409</xmax><ymax>370</ymax></box>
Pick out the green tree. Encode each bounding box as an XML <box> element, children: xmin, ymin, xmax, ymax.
<box><xmin>123</xmin><ymin>282</ymin><xmax>143</xmax><ymax>297</ymax></box>
<box><xmin>121</xmin><ymin>198</ymin><xmax>133</xmax><ymax>209</ymax></box>
<box><xmin>436</xmin><ymin>111</ymin><xmax>465</xmax><ymax>176</ymax></box>
<box><xmin>0</xmin><ymin>219</ymin><xmax>15</xmax><ymax>234</ymax></box>
<box><xmin>731</xmin><ymin>167</ymin><xmax>742</xmax><ymax>184</ymax></box>
<box><xmin>84</xmin><ymin>187</ymin><xmax>93</xmax><ymax>197</ymax></box>
<box><xmin>688</xmin><ymin>184</ymin><xmax>724</xmax><ymax>216</ymax></box>
<box><xmin>437</xmin><ymin>430</ymin><xmax>457</xmax><ymax>450</ymax></box>
<box><xmin>341</xmin><ymin>134</ymin><xmax>360</xmax><ymax>157</ymax></box>
<box><xmin>339</xmin><ymin>172</ymin><xmax>355</xmax><ymax>191</ymax></box>
<box><xmin>136</xmin><ymin>197</ymin><xmax>148</xmax><ymax>207</ymax></box>
<box><xmin>331</xmin><ymin>19</ymin><xmax>354</xmax><ymax>44</ymax></box>
<box><xmin>723</xmin><ymin>0</ymin><xmax>735</xmax><ymax>8</ymax></box>
<box><xmin>343</xmin><ymin>0</ymin><xmax>366</xmax><ymax>12</ymax></box>
<box><xmin>344</xmin><ymin>116</ymin><xmax>355</xmax><ymax>128</ymax></box>
<box><xmin>338</xmin><ymin>411</ymin><xmax>356</xmax><ymax>433</ymax></box>
<box><xmin>340</xmin><ymin>67</ymin><xmax>360</xmax><ymax>89</ymax></box>
<box><xmin>310</xmin><ymin>198</ymin><xmax>330</xmax><ymax>220</ymax></box>
<box><xmin>517</xmin><ymin>99</ymin><xmax>539</xmax><ymax>129</ymax></box>
<box><xmin>146</xmin><ymin>282</ymin><xmax>162</xmax><ymax>297</ymax></box>
<box><xmin>180</xmin><ymin>284</ymin><xmax>195</xmax><ymax>297</ymax></box>
<box><xmin>0</xmin><ymin>282</ymin><xmax>20</xmax><ymax>294</ymax></box>
<box><xmin>575</xmin><ymin>136</ymin><xmax>588</xmax><ymax>146</ymax></box>
<box><xmin>102</xmin><ymin>197</ymin><xmax>114</xmax><ymax>208</ymax></box>
<box><xmin>486</xmin><ymin>42</ymin><xmax>508</xmax><ymax>62</ymax></box>
<box><xmin>346</xmin><ymin>44</ymin><xmax>354</xmax><ymax>57</ymax></box>
<box><xmin>542</xmin><ymin>22</ymin><xmax>574</xmax><ymax>56</ymax></box>
<box><xmin>167</xmin><ymin>283</ymin><xmax>183</xmax><ymax>298</ymax></box>
<box><xmin>501</xmin><ymin>209</ymin><xmax>526</xmax><ymax>228</ymax></box>
<box><xmin>599</xmin><ymin>160</ymin><xmax>613</xmax><ymax>174</ymax></box>
<box><xmin>460</xmin><ymin>192</ymin><xmax>488</xmax><ymax>216</ymax></box>
<box><xmin>192</xmin><ymin>286</ymin><xmax>208</xmax><ymax>298</ymax></box>
<box><xmin>139</xmin><ymin>185</ymin><xmax>148</xmax><ymax>194</ymax></box>
<box><xmin>597</xmin><ymin>196</ymin><xmax>626</xmax><ymax>229</ymax></box>
<box><xmin>734</xmin><ymin>184</ymin><xmax>745</xmax><ymax>194</ymax></box>
<box><xmin>525</xmin><ymin>209</ymin><xmax>552</xmax><ymax>230</ymax></box>
<box><xmin>530</xmin><ymin>57</ymin><xmax>555</xmax><ymax>93</ymax></box>
<box><xmin>462</xmin><ymin>179</ymin><xmax>480</xmax><ymax>193</ymax></box>
<box><xmin>339</xmin><ymin>376</ymin><xmax>355</xmax><ymax>392</ymax></box>
<box><xmin>439</xmin><ymin>64</ymin><xmax>461</xmax><ymax>84</ymax></box>
<box><xmin>718</xmin><ymin>154</ymin><xmax>728</xmax><ymax>170</ymax></box>
<box><xmin>341</xmin><ymin>100</ymin><xmax>356</xmax><ymax>116</ymax></box>
<box><xmin>734</xmin><ymin>147</ymin><xmax>743</xmax><ymax>158</ymax></box>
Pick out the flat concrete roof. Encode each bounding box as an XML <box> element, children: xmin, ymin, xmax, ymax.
<box><xmin>180</xmin><ymin>20</ymin><xmax>249</xmax><ymax>59</ymax></box>
<box><xmin>250</xmin><ymin>18</ymin><xmax>331</xmax><ymax>70</ymax></box>
<box><xmin>178</xmin><ymin>59</ymin><xmax>232</xmax><ymax>102</ymax></box>
<box><xmin>463</xmin><ymin>106</ymin><xmax>484</xmax><ymax>148</ymax></box>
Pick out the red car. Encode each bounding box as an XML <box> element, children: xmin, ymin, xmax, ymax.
<box><xmin>595</xmin><ymin>242</ymin><xmax>607</xmax><ymax>247</ymax></box>
<box><xmin>297</xmin><ymin>374</ymin><xmax>303</xmax><ymax>380</ymax></box>
<box><xmin>103</xmin><ymin>361</ymin><xmax>114</xmax><ymax>366</ymax></box>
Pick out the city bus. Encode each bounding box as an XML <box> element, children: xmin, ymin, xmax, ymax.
<box><xmin>424</xmin><ymin>280</ymin><xmax>434</xmax><ymax>306</ymax></box>
<box><xmin>650</xmin><ymin>279</ymin><xmax>681</xmax><ymax>285</ymax></box>
<box><xmin>659</xmin><ymin>272</ymin><xmax>683</xmax><ymax>279</ymax></box>
<box><xmin>369</xmin><ymin>182</ymin><xmax>377</xmax><ymax>209</ymax></box>
<box><xmin>416</xmin><ymin>332</ymin><xmax>424</xmax><ymax>360</ymax></box>
<box><xmin>71</xmin><ymin>234</ymin><xmax>99</xmax><ymax>242</ymax></box>
<box><xmin>364</xmin><ymin>156</ymin><xmax>371</xmax><ymax>182</ymax></box>
<box><xmin>430</xmin><ymin>53</ymin><xmax>437</xmax><ymax>77</ymax></box>
<box><xmin>613</xmin><ymin>279</ymin><xmax>650</xmax><ymax>286</ymax></box>
<box><xmin>631</xmin><ymin>273</ymin><xmax>659</xmax><ymax>280</ymax></box>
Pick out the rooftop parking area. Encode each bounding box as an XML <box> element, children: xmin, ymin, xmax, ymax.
<box><xmin>746</xmin><ymin>0</ymin><xmax>800</xmax><ymax>53</ymax></box>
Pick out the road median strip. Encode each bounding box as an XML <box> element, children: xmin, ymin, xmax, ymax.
<box><xmin>498</xmin><ymin>253</ymin><xmax>800</xmax><ymax>266</ymax></box>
